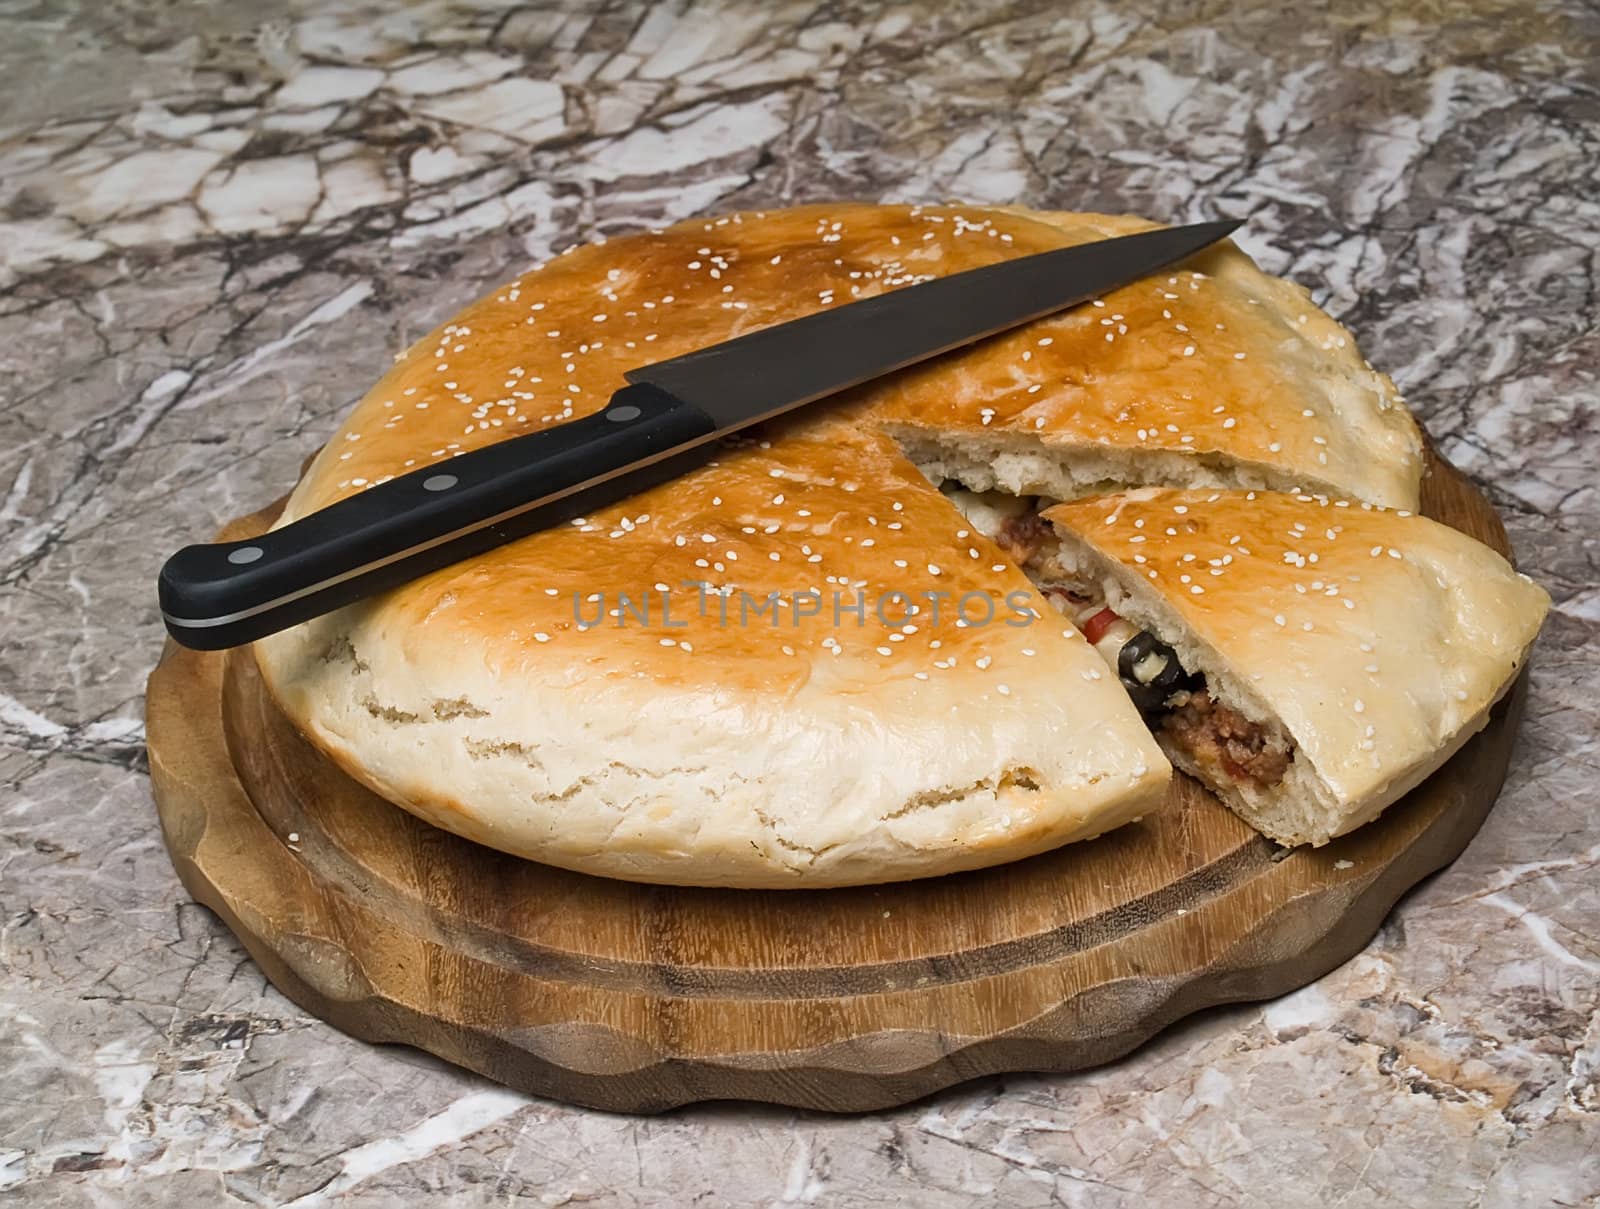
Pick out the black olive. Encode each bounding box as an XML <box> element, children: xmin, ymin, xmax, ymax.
<box><xmin>1117</xmin><ymin>630</ymin><xmax>1202</xmax><ymax>714</ymax></box>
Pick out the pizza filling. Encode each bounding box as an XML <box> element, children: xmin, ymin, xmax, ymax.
<box><xmin>1041</xmin><ymin>586</ymin><xmax>1296</xmax><ymax>793</ymax></box>
<box><xmin>1157</xmin><ymin>688</ymin><xmax>1295</xmax><ymax>789</ymax></box>
<box><xmin>995</xmin><ymin>510</ymin><xmax>1054</xmax><ymax>566</ymax></box>
<box><xmin>941</xmin><ymin>485</ymin><xmax>1296</xmax><ymax>793</ymax></box>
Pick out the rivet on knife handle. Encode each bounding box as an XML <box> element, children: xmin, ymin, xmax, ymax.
<box><xmin>157</xmin><ymin>382</ymin><xmax>719</xmax><ymax>650</ymax></box>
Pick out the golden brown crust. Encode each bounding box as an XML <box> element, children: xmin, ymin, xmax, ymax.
<box><xmin>1041</xmin><ymin>488</ymin><xmax>1549</xmax><ymax>842</ymax></box>
<box><xmin>284</xmin><ymin>204</ymin><xmax>1073</xmax><ymax>518</ymax></box>
<box><xmin>255</xmin><ymin>415</ymin><xmax>1169</xmax><ymax>886</ymax></box>
<box><xmin>254</xmin><ymin>202</ymin><xmax>1430</xmax><ymax>884</ymax></box>
<box><xmin>873</xmin><ymin>211</ymin><xmax>1423</xmax><ymax>509</ymax></box>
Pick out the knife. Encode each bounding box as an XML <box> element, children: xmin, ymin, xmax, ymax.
<box><xmin>159</xmin><ymin>218</ymin><xmax>1241</xmax><ymax>649</ymax></box>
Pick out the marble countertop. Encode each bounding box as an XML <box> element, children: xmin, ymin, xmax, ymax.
<box><xmin>2</xmin><ymin>1</ymin><xmax>1596</xmax><ymax>1204</ymax></box>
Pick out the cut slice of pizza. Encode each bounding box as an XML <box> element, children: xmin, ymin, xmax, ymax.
<box><xmin>1010</xmin><ymin>487</ymin><xmax>1548</xmax><ymax>846</ymax></box>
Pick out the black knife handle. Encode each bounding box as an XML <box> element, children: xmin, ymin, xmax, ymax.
<box><xmin>158</xmin><ymin>382</ymin><xmax>719</xmax><ymax>650</ymax></box>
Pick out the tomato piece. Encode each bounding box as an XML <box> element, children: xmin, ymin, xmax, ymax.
<box><xmin>1082</xmin><ymin>607</ymin><xmax>1120</xmax><ymax>645</ymax></box>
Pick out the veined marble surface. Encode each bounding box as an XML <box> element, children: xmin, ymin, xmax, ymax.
<box><xmin>2</xmin><ymin>1</ymin><xmax>1597</xmax><ymax>1205</ymax></box>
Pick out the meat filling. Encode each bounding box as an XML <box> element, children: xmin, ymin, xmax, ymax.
<box><xmin>996</xmin><ymin>510</ymin><xmax>1053</xmax><ymax>565</ymax></box>
<box><xmin>1159</xmin><ymin>690</ymin><xmax>1294</xmax><ymax>791</ymax></box>
<box><xmin>1040</xmin><ymin>568</ymin><xmax>1295</xmax><ymax>794</ymax></box>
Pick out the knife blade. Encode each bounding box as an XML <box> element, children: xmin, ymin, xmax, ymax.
<box><xmin>159</xmin><ymin>218</ymin><xmax>1242</xmax><ymax>649</ymax></box>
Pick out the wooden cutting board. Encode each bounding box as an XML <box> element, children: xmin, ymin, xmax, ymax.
<box><xmin>146</xmin><ymin>450</ymin><xmax>1527</xmax><ymax>1113</ymax></box>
